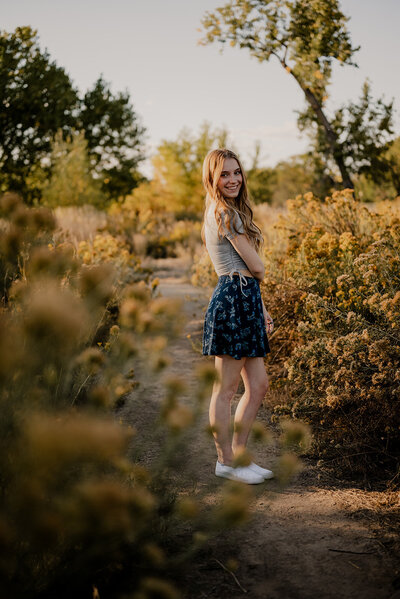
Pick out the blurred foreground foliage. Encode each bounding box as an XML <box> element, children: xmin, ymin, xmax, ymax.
<box><xmin>0</xmin><ymin>193</ymin><xmax>305</xmax><ymax>598</ymax></box>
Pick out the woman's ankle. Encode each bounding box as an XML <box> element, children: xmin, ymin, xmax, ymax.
<box><xmin>232</xmin><ymin>443</ymin><xmax>247</xmax><ymax>456</ymax></box>
<box><xmin>217</xmin><ymin>453</ymin><xmax>233</xmax><ymax>467</ymax></box>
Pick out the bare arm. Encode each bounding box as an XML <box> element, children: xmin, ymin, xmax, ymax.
<box><xmin>228</xmin><ymin>234</ymin><xmax>265</xmax><ymax>281</ymax></box>
<box><xmin>228</xmin><ymin>231</ymin><xmax>274</xmax><ymax>332</ymax></box>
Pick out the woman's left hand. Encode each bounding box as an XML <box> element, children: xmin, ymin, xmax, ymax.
<box><xmin>263</xmin><ymin>308</ymin><xmax>274</xmax><ymax>334</ymax></box>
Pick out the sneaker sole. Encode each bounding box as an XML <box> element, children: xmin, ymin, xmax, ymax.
<box><xmin>249</xmin><ymin>466</ymin><xmax>275</xmax><ymax>480</ymax></box>
<box><xmin>215</xmin><ymin>470</ymin><xmax>235</xmax><ymax>480</ymax></box>
<box><xmin>215</xmin><ymin>471</ymin><xmax>264</xmax><ymax>484</ymax></box>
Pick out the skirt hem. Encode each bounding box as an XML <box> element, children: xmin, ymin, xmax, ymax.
<box><xmin>202</xmin><ymin>350</ymin><xmax>270</xmax><ymax>361</ymax></box>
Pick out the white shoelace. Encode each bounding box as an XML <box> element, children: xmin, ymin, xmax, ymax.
<box><xmin>228</xmin><ymin>269</ymin><xmax>249</xmax><ymax>296</ymax></box>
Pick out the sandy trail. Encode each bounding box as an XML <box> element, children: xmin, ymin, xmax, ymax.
<box><xmin>119</xmin><ymin>256</ymin><xmax>399</xmax><ymax>599</ymax></box>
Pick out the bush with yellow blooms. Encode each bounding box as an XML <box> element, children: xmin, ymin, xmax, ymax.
<box><xmin>261</xmin><ymin>190</ymin><xmax>400</xmax><ymax>479</ymax></box>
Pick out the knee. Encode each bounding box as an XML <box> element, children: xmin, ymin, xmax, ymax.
<box><xmin>253</xmin><ymin>376</ymin><xmax>270</xmax><ymax>399</ymax></box>
<box><xmin>214</xmin><ymin>384</ymin><xmax>238</xmax><ymax>403</ymax></box>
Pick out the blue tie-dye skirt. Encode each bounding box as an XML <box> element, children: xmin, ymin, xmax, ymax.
<box><xmin>202</xmin><ymin>273</ymin><xmax>271</xmax><ymax>360</ymax></box>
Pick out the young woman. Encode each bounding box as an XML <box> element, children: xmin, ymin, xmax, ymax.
<box><xmin>201</xmin><ymin>148</ymin><xmax>274</xmax><ymax>485</ymax></box>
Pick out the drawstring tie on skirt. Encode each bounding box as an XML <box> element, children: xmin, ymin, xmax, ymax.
<box><xmin>228</xmin><ymin>269</ymin><xmax>249</xmax><ymax>297</ymax></box>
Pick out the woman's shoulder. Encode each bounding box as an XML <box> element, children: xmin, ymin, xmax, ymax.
<box><xmin>207</xmin><ymin>203</ymin><xmax>239</xmax><ymax>220</ymax></box>
<box><xmin>205</xmin><ymin>203</ymin><xmax>244</xmax><ymax>232</ymax></box>
<box><xmin>222</xmin><ymin>207</ymin><xmax>244</xmax><ymax>230</ymax></box>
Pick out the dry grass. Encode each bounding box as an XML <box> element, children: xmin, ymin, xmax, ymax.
<box><xmin>54</xmin><ymin>205</ymin><xmax>108</xmax><ymax>246</ymax></box>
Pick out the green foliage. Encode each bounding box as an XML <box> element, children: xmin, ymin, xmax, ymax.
<box><xmin>41</xmin><ymin>130</ymin><xmax>106</xmax><ymax>208</ymax></box>
<box><xmin>0</xmin><ymin>27</ymin><xmax>79</xmax><ymax>202</ymax></box>
<box><xmin>0</xmin><ymin>27</ymin><xmax>146</xmax><ymax>203</ymax></box>
<box><xmin>328</xmin><ymin>80</ymin><xmax>395</xmax><ymax>180</ymax></box>
<box><xmin>201</xmin><ymin>0</ymin><xmax>358</xmax><ymax>99</ymax></box>
<box><xmin>261</xmin><ymin>190</ymin><xmax>400</xmax><ymax>478</ymax></box>
<box><xmin>354</xmin><ymin>136</ymin><xmax>400</xmax><ymax>202</ymax></box>
<box><xmin>250</xmin><ymin>153</ymin><xmax>324</xmax><ymax>206</ymax></box>
<box><xmin>247</xmin><ymin>165</ymin><xmax>275</xmax><ymax>204</ymax></box>
<box><xmin>385</xmin><ymin>136</ymin><xmax>400</xmax><ymax>194</ymax></box>
<box><xmin>200</xmin><ymin>0</ymin><xmax>396</xmax><ymax>192</ymax></box>
<box><xmin>79</xmin><ymin>75</ymin><xmax>146</xmax><ymax>200</ymax></box>
<box><xmin>246</xmin><ymin>142</ymin><xmax>275</xmax><ymax>204</ymax></box>
<box><xmin>299</xmin><ymin>80</ymin><xmax>397</xmax><ymax>189</ymax></box>
<box><xmin>272</xmin><ymin>154</ymin><xmax>328</xmax><ymax>203</ymax></box>
<box><xmin>105</xmin><ymin>122</ymin><xmax>230</xmax><ymax>259</ymax></box>
<box><xmin>128</xmin><ymin>122</ymin><xmax>231</xmax><ymax>215</ymax></box>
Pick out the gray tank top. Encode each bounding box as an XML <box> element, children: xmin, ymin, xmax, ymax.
<box><xmin>204</xmin><ymin>205</ymin><xmax>249</xmax><ymax>277</ymax></box>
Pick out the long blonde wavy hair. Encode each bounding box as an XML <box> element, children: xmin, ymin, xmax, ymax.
<box><xmin>200</xmin><ymin>148</ymin><xmax>264</xmax><ymax>253</ymax></box>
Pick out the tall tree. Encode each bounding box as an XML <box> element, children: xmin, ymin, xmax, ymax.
<box><xmin>200</xmin><ymin>0</ymin><xmax>394</xmax><ymax>190</ymax></box>
<box><xmin>300</xmin><ymin>80</ymin><xmax>397</xmax><ymax>192</ymax></box>
<box><xmin>0</xmin><ymin>27</ymin><xmax>146</xmax><ymax>203</ymax></box>
<box><xmin>0</xmin><ymin>27</ymin><xmax>79</xmax><ymax>201</ymax></box>
<box><xmin>79</xmin><ymin>76</ymin><xmax>146</xmax><ymax>200</ymax></box>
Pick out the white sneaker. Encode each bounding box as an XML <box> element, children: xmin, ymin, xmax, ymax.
<box><xmin>248</xmin><ymin>461</ymin><xmax>274</xmax><ymax>480</ymax></box>
<box><xmin>215</xmin><ymin>461</ymin><xmax>265</xmax><ymax>484</ymax></box>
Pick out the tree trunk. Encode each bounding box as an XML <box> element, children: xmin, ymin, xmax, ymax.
<box><xmin>284</xmin><ymin>63</ymin><xmax>354</xmax><ymax>190</ymax></box>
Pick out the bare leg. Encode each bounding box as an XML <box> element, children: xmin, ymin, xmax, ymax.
<box><xmin>232</xmin><ymin>357</ymin><xmax>269</xmax><ymax>456</ymax></box>
<box><xmin>209</xmin><ymin>355</ymin><xmax>246</xmax><ymax>465</ymax></box>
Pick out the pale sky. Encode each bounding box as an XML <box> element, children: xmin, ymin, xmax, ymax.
<box><xmin>3</xmin><ymin>0</ymin><xmax>400</xmax><ymax>174</ymax></box>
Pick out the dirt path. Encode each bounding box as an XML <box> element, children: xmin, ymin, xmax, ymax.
<box><xmin>120</xmin><ymin>257</ymin><xmax>399</xmax><ymax>599</ymax></box>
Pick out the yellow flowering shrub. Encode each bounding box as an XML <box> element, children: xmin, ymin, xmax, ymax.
<box><xmin>190</xmin><ymin>246</ymin><xmax>218</xmax><ymax>288</ymax></box>
<box><xmin>263</xmin><ymin>190</ymin><xmax>400</xmax><ymax>479</ymax></box>
<box><xmin>78</xmin><ymin>232</ymin><xmax>131</xmax><ymax>265</ymax></box>
<box><xmin>145</xmin><ymin>219</ymin><xmax>201</xmax><ymax>259</ymax></box>
<box><xmin>108</xmin><ymin>199</ymin><xmax>202</xmax><ymax>258</ymax></box>
<box><xmin>76</xmin><ymin>232</ymin><xmax>151</xmax><ymax>343</ymax></box>
<box><xmin>0</xmin><ymin>195</ymin><xmax>186</xmax><ymax>596</ymax></box>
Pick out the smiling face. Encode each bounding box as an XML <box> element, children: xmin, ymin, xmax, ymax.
<box><xmin>217</xmin><ymin>157</ymin><xmax>243</xmax><ymax>200</ymax></box>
